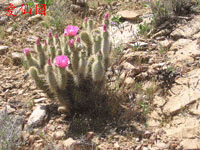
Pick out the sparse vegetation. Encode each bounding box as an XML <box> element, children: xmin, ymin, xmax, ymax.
<box><xmin>148</xmin><ymin>0</ymin><xmax>199</xmax><ymax>27</ymax></box>
<box><xmin>0</xmin><ymin>108</ymin><xmax>23</xmax><ymax>150</ymax></box>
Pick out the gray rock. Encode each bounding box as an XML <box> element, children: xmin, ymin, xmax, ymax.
<box><xmin>11</xmin><ymin>52</ymin><xmax>24</xmax><ymax>66</ymax></box>
<box><xmin>0</xmin><ymin>46</ymin><xmax>8</xmax><ymax>55</ymax></box>
<box><xmin>54</xmin><ymin>130</ymin><xmax>66</xmax><ymax>140</ymax></box>
<box><xmin>26</xmin><ymin>105</ymin><xmax>48</xmax><ymax>130</ymax></box>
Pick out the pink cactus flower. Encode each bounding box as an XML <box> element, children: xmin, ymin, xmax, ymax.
<box><xmin>36</xmin><ymin>37</ymin><xmax>41</xmax><ymax>45</ymax></box>
<box><xmin>48</xmin><ymin>32</ymin><xmax>52</xmax><ymax>38</ymax></box>
<box><xmin>55</xmin><ymin>55</ymin><xmax>70</xmax><ymax>68</ymax></box>
<box><xmin>84</xmin><ymin>17</ymin><xmax>87</xmax><ymax>23</ymax></box>
<box><xmin>24</xmin><ymin>48</ymin><xmax>30</xmax><ymax>55</ymax></box>
<box><xmin>76</xmin><ymin>36</ymin><xmax>81</xmax><ymax>43</ymax></box>
<box><xmin>68</xmin><ymin>39</ymin><xmax>74</xmax><ymax>47</ymax></box>
<box><xmin>103</xmin><ymin>24</ymin><xmax>107</xmax><ymax>32</ymax></box>
<box><xmin>55</xmin><ymin>32</ymin><xmax>59</xmax><ymax>39</ymax></box>
<box><xmin>64</xmin><ymin>25</ymin><xmax>79</xmax><ymax>37</ymax></box>
<box><xmin>104</xmin><ymin>13</ymin><xmax>109</xmax><ymax>20</ymax></box>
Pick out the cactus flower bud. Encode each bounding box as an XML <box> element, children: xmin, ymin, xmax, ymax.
<box><xmin>44</xmin><ymin>40</ymin><xmax>47</xmax><ymax>46</ymax></box>
<box><xmin>36</xmin><ymin>37</ymin><xmax>41</xmax><ymax>45</ymax></box>
<box><xmin>55</xmin><ymin>32</ymin><xmax>59</xmax><ymax>39</ymax></box>
<box><xmin>55</xmin><ymin>55</ymin><xmax>70</xmax><ymax>68</ymax></box>
<box><xmin>24</xmin><ymin>48</ymin><xmax>30</xmax><ymax>55</ymax></box>
<box><xmin>69</xmin><ymin>39</ymin><xmax>74</xmax><ymax>47</ymax></box>
<box><xmin>48</xmin><ymin>58</ymin><xmax>51</xmax><ymax>66</ymax></box>
<box><xmin>76</xmin><ymin>36</ymin><xmax>81</xmax><ymax>43</ymax></box>
<box><xmin>103</xmin><ymin>24</ymin><xmax>107</xmax><ymax>32</ymax></box>
<box><xmin>104</xmin><ymin>13</ymin><xmax>109</xmax><ymax>20</ymax></box>
<box><xmin>84</xmin><ymin>17</ymin><xmax>87</xmax><ymax>23</ymax></box>
<box><xmin>48</xmin><ymin>32</ymin><xmax>52</xmax><ymax>38</ymax></box>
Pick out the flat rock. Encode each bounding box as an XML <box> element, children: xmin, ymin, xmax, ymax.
<box><xmin>0</xmin><ymin>46</ymin><xmax>8</xmax><ymax>55</ymax></box>
<box><xmin>180</xmin><ymin>139</ymin><xmax>200</xmax><ymax>149</ymax></box>
<box><xmin>168</xmin><ymin>39</ymin><xmax>200</xmax><ymax>65</ymax></box>
<box><xmin>171</xmin><ymin>15</ymin><xmax>200</xmax><ymax>39</ymax></box>
<box><xmin>165</xmin><ymin>117</ymin><xmax>200</xmax><ymax>138</ymax></box>
<box><xmin>118</xmin><ymin>10</ymin><xmax>140</xmax><ymax>20</ymax></box>
<box><xmin>170</xmin><ymin>39</ymin><xmax>192</xmax><ymax>51</ymax></box>
<box><xmin>163</xmin><ymin>69</ymin><xmax>200</xmax><ymax>116</ymax></box>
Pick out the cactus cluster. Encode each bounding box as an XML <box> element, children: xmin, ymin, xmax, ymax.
<box><xmin>24</xmin><ymin>13</ymin><xmax>112</xmax><ymax>117</ymax></box>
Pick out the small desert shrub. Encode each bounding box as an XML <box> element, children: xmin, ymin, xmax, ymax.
<box><xmin>46</xmin><ymin>0</ymin><xmax>73</xmax><ymax>34</ymax></box>
<box><xmin>148</xmin><ymin>0</ymin><xmax>197</xmax><ymax>27</ymax></box>
<box><xmin>0</xmin><ymin>109</ymin><xmax>24</xmax><ymax>150</ymax></box>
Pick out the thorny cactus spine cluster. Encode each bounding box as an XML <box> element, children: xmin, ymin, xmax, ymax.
<box><xmin>24</xmin><ymin>13</ymin><xmax>112</xmax><ymax>115</ymax></box>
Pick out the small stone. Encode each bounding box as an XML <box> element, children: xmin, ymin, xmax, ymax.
<box><xmin>63</xmin><ymin>138</ymin><xmax>78</xmax><ymax>148</ymax></box>
<box><xmin>34</xmin><ymin>98</ymin><xmax>47</xmax><ymax>103</ymax></box>
<box><xmin>86</xmin><ymin>132</ymin><xmax>95</xmax><ymax>141</ymax></box>
<box><xmin>28</xmin><ymin>14</ymin><xmax>43</xmax><ymax>22</ymax></box>
<box><xmin>124</xmin><ymin>77</ymin><xmax>135</xmax><ymax>86</ymax></box>
<box><xmin>159</xmin><ymin>39</ymin><xmax>172</xmax><ymax>49</ymax></box>
<box><xmin>11</xmin><ymin>52</ymin><xmax>24</xmax><ymax>66</ymax></box>
<box><xmin>118</xmin><ymin>10</ymin><xmax>140</xmax><ymax>20</ymax></box>
<box><xmin>6</xmin><ymin>27</ymin><xmax>13</xmax><ymax>33</ymax></box>
<box><xmin>0</xmin><ymin>46</ymin><xmax>8</xmax><ymax>55</ymax></box>
<box><xmin>143</xmin><ymin>131</ymin><xmax>152</xmax><ymax>139</ymax></box>
<box><xmin>26</xmin><ymin>105</ymin><xmax>47</xmax><ymax>129</ymax></box>
<box><xmin>54</xmin><ymin>130</ymin><xmax>66</xmax><ymax>140</ymax></box>
<box><xmin>58</xmin><ymin>106</ymin><xmax>69</xmax><ymax>114</ymax></box>
<box><xmin>3</xmin><ymin>105</ymin><xmax>16</xmax><ymax>114</ymax></box>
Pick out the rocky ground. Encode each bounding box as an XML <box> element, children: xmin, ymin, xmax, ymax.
<box><xmin>0</xmin><ymin>0</ymin><xmax>200</xmax><ymax>149</ymax></box>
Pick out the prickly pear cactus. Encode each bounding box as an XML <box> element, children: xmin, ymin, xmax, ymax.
<box><xmin>24</xmin><ymin>13</ymin><xmax>112</xmax><ymax>117</ymax></box>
